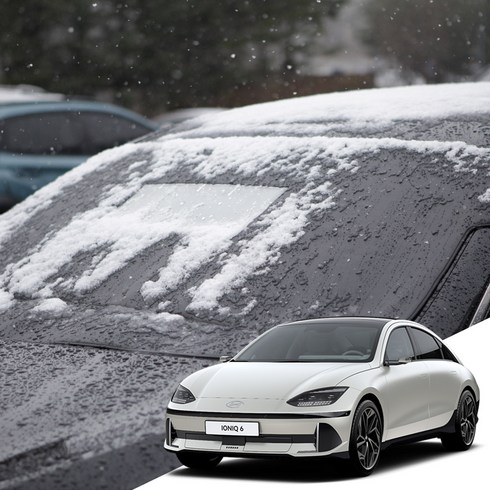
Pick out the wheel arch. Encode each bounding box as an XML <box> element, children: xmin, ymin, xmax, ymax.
<box><xmin>462</xmin><ymin>385</ymin><xmax>478</xmax><ymax>408</ymax></box>
<box><xmin>356</xmin><ymin>392</ymin><xmax>385</xmax><ymax>429</ymax></box>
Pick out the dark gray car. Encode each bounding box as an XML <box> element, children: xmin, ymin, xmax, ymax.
<box><xmin>0</xmin><ymin>83</ymin><xmax>489</xmax><ymax>489</ymax></box>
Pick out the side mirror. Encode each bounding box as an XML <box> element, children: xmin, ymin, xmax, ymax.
<box><xmin>384</xmin><ymin>357</ymin><xmax>412</xmax><ymax>366</ymax></box>
<box><xmin>219</xmin><ymin>355</ymin><xmax>232</xmax><ymax>363</ymax></box>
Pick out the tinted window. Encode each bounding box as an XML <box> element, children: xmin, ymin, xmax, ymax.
<box><xmin>1</xmin><ymin>113</ymin><xmax>84</xmax><ymax>155</ymax></box>
<box><xmin>77</xmin><ymin>112</ymin><xmax>150</xmax><ymax>153</ymax></box>
<box><xmin>235</xmin><ymin>320</ymin><xmax>384</xmax><ymax>362</ymax></box>
<box><xmin>410</xmin><ymin>328</ymin><xmax>443</xmax><ymax>360</ymax></box>
<box><xmin>385</xmin><ymin>327</ymin><xmax>415</xmax><ymax>362</ymax></box>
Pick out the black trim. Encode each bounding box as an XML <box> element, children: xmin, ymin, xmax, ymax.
<box><xmin>165</xmin><ymin>448</ymin><xmax>351</xmax><ymax>461</ymax></box>
<box><xmin>176</xmin><ymin>430</ymin><xmax>316</xmax><ymax>445</ymax></box>
<box><xmin>317</xmin><ymin>423</ymin><xmax>342</xmax><ymax>452</ymax></box>
<box><xmin>46</xmin><ymin>340</ymin><xmax>220</xmax><ymax>361</ymax></box>
<box><xmin>410</xmin><ymin>223</ymin><xmax>490</xmax><ymax>322</ymax></box>
<box><xmin>166</xmin><ymin>408</ymin><xmax>350</xmax><ymax>419</ymax></box>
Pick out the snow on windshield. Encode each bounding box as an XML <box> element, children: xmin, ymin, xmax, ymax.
<box><xmin>0</xmin><ymin>133</ymin><xmax>487</xmax><ymax>316</ymax></box>
<box><xmin>119</xmin><ymin>183</ymin><xmax>285</xmax><ymax>300</ymax></box>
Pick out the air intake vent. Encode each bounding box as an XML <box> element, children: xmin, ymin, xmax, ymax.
<box><xmin>316</xmin><ymin>423</ymin><xmax>342</xmax><ymax>452</ymax></box>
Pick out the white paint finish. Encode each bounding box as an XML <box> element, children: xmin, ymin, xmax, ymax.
<box><xmin>382</xmin><ymin>362</ymin><xmax>430</xmax><ymax>440</ymax></box>
<box><xmin>141</xmin><ymin>319</ymin><xmax>489</xmax><ymax>489</ymax></box>
<box><xmin>165</xmin><ymin>320</ymin><xmax>479</xmax><ymax>460</ymax></box>
<box><xmin>183</xmin><ymin>361</ymin><xmax>365</xmax><ymax>401</ymax></box>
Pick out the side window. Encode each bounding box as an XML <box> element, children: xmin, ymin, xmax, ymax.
<box><xmin>1</xmin><ymin>113</ymin><xmax>85</xmax><ymax>155</ymax></box>
<box><xmin>385</xmin><ymin>327</ymin><xmax>415</xmax><ymax>362</ymax></box>
<box><xmin>410</xmin><ymin>328</ymin><xmax>443</xmax><ymax>360</ymax></box>
<box><xmin>76</xmin><ymin>112</ymin><xmax>151</xmax><ymax>154</ymax></box>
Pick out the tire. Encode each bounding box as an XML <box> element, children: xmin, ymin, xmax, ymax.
<box><xmin>348</xmin><ymin>400</ymin><xmax>383</xmax><ymax>477</ymax></box>
<box><xmin>441</xmin><ymin>390</ymin><xmax>477</xmax><ymax>451</ymax></box>
<box><xmin>177</xmin><ymin>451</ymin><xmax>223</xmax><ymax>470</ymax></box>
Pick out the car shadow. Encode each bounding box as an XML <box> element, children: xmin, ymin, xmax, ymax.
<box><xmin>170</xmin><ymin>440</ymin><xmax>469</xmax><ymax>482</ymax></box>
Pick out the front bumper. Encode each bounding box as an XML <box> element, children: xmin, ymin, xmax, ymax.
<box><xmin>164</xmin><ymin>408</ymin><xmax>352</xmax><ymax>457</ymax></box>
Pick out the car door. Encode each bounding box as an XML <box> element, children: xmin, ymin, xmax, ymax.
<box><xmin>382</xmin><ymin>326</ymin><xmax>430</xmax><ymax>441</ymax></box>
<box><xmin>408</xmin><ymin>327</ymin><xmax>461</xmax><ymax>430</ymax></box>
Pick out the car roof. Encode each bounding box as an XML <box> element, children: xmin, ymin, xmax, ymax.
<box><xmin>0</xmin><ymin>100</ymin><xmax>157</xmax><ymax>129</ymax></box>
<box><xmin>0</xmin><ymin>83</ymin><xmax>488</xmax><ymax>357</ymax></box>
<box><xmin>159</xmin><ymin>82</ymin><xmax>490</xmax><ymax>146</ymax></box>
<box><xmin>277</xmin><ymin>317</ymin><xmax>392</xmax><ymax>328</ymax></box>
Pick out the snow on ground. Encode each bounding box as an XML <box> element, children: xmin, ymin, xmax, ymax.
<box><xmin>136</xmin><ymin>320</ymin><xmax>489</xmax><ymax>490</ymax></box>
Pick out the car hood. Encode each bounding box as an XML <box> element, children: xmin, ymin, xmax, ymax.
<box><xmin>183</xmin><ymin>361</ymin><xmax>372</xmax><ymax>402</ymax></box>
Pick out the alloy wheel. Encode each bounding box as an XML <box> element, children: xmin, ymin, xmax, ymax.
<box><xmin>460</xmin><ymin>392</ymin><xmax>477</xmax><ymax>446</ymax></box>
<box><xmin>355</xmin><ymin>405</ymin><xmax>382</xmax><ymax>471</ymax></box>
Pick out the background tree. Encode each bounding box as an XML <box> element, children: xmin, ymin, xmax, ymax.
<box><xmin>0</xmin><ymin>0</ymin><xmax>344</xmax><ymax>113</ymax></box>
<box><xmin>362</xmin><ymin>0</ymin><xmax>489</xmax><ymax>83</ymax></box>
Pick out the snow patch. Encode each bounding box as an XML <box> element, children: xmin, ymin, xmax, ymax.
<box><xmin>478</xmin><ymin>188</ymin><xmax>490</xmax><ymax>203</ymax></box>
<box><xmin>187</xmin><ymin>184</ymin><xmax>339</xmax><ymax>311</ymax></box>
<box><xmin>178</xmin><ymin>83</ymin><xmax>490</xmax><ymax>137</ymax></box>
<box><xmin>0</xmin><ymin>290</ymin><xmax>14</xmax><ymax>310</ymax></box>
<box><xmin>154</xmin><ymin>312</ymin><xmax>186</xmax><ymax>324</ymax></box>
<box><xmin>32</xmin><ymin>298</ymin><xmax>68</xmax><ymax>314</ymax></box>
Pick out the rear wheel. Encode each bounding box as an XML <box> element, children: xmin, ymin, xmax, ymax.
<box><xmin>441</xmin><ymin>390</ymin><xmax>477</xmax><ymax>451</ymax></box>
<box><xmin>348</xmin><ymin>400</ymin><xmax>383</xmax><ymax>476</ymax></box>
<box><xmin>177</xmin><ymin>451</ymin><xmax>222</xmax><ymax>470</ymax></box>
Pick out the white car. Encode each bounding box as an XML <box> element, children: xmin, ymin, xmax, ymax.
<box><xmin>165</xmin><ymin>317</ymin><xmax>479</xmax><ymax>476</ymax></box>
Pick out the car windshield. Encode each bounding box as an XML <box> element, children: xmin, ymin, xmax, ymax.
<box><xmin>234</xmin><ymin>319</ymin><xmax>385</xmax><ymax>363</ymax></box>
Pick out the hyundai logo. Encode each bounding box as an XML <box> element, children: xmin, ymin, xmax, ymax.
<box><xmin>226</xmin><ymin>400</ymin><xmax>244</xmax><ymax>409</ymax></box>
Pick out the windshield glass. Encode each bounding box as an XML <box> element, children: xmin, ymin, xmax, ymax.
<box><xmin>235</xmin><ymin>319</ymin><xmax>385</xmax><ymax>363</ymax></box>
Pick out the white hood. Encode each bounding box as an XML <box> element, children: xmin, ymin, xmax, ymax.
<box><xmin>183</xmin><ymin>361</ymin><xmax>371</xmax><ymax>402</ymax></box>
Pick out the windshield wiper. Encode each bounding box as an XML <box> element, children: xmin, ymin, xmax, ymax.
<box><xmin>23</xmin><ymin>339</ymin><xmax>221</xmax><ymax>361</ymax></box>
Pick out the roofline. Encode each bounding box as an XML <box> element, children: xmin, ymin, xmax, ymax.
<box><xmin>276</xmin><ymin>316</ymin><xmax>395</xmax><ymax>327</ymax></box>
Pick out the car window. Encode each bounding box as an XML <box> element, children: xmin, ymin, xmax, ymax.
<box><xmin>385</xmin><ymin>327</ymin><xmax>415</xmax><ymax>362</ymax></box>
<box><xmin>76</xmin><ymin>112</ymin><xmax>150</xmax><ymax>154</ymax></box>
<box><xmin>409</xmin><ymin>328</ymin><xmax>443</xmax><ymax>360</ymax></box>
<box><xmin>0</xmin><ymin>112</ymin><xmax>85</xmax><ymax>155</ymax></box>
<box><xmin>235</xmin><ymin>319</ymin><xmax>384</xmax><ymax>363</ymax></box>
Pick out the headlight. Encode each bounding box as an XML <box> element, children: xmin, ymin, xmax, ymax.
<box><xmin>287</xmin><ymin>387</ymin><xmax>348</xmax><ymax>407</ymax></box>
<box><xmin>171</xmin><ymin>384</ymin><xmax>196</xmax><ymax>404</ymax></box>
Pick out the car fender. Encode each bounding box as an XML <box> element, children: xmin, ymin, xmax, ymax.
<box><xmin>336</xmin><ymin>366</ymin><xmax>388</xmax><ymax>425</ymax></box>
<box><xmin>457</xmin><ymin>366</ymin><xmax>480</xmax><ymax>404</ymax></box>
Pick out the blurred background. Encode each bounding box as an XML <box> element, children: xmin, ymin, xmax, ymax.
<box><xmin>1</xmin><ymin>0</ymin><xmax>489</xmax><ymax>117</ymax></box>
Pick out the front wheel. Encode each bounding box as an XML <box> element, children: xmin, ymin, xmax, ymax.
<box><xmin>441</xmin><ymin>390</ymin><xmax>477</xmax><ymax>451</ymax></box>
<box><xmin>177</xmin><ymin>451</ymin><xmax>222</xmax><ymax>470</ymax></box>
<box><xmin>348</xmin><ymin>400</ymin><xmax>383</xmax><ymax>476</ymax></box>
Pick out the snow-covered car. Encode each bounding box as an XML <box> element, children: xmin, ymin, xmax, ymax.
<box><xmin>0</xmin><ymin>83</ymin><xmax>489</xmax><ymax>488</ymax></box>
<box><xmin>165</xmin><ymin>317</ymin><xmax>479</xmax><ymax>476</ymax></box>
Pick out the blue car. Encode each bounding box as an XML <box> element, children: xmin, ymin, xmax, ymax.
<box><xmin>0</xmin><ymin>100</ymin><xmax>157</xmax><ymax>211</ymax></box>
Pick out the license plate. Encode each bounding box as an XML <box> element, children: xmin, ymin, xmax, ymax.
<box><xmin>205</xmin><ymin>421</ymin><xmax>259</xmax><ymax>437</ymax></box>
